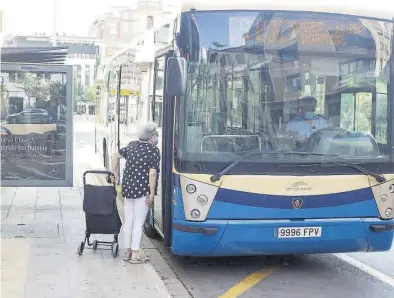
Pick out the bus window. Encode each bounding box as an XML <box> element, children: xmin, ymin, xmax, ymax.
<box><xmin>340</xmin><ymin>92</ymin><xmax>372</xmax><ymax>133</ymax></box>
<box><xmin>175</xmin><ymin>10</ymin><xmax>393</xmax><ymax>171</ymax></box>
<box><xmin>376</xmin><ymin>80</ymin><xmax>389</xmax><ymax>144</ymax></box>
<box><xmin>376</xmin><ymin>93</ymin><xmax>388</xmax><ymax>144</ymax></box>
<box><xmin>153</xmin><ymin>55</ymin><xmax>165</xmax><ymax>127</ymax></box>
<box><xmin>339</xmin><ymin>87</ymin><xmax>388</xmax><ymax>145</ymax></box>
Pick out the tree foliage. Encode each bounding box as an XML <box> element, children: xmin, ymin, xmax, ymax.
<box><xmin>85</xmin><ymin>84</ymin><xmax>96</xmax><ymax>103</ymax></box>
<box><xmin>20</xmin><ymin>73</ymin><xmax>50</xmax><ymax>105</ymax></box>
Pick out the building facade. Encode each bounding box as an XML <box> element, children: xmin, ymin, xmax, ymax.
<box><xmin>89</xmin><ymin>1</ymin><xmax>176</xmax><ymax>60</ymax></box>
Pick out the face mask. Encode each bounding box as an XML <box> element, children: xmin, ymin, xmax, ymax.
<box><xmin>303</xmin><ymin>112</ymin><xmax>314</xmax><ymax>120</ymax></box>
<box><xmin>151</xmin><ymin>135</ymin><xmax>159</xmax><ymax>145</ymax></box>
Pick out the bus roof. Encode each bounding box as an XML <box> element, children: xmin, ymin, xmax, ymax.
<box><xmin>181</xmin><ymin>0</ymin><xmax>394</xmax><ymax>21</ymax></box>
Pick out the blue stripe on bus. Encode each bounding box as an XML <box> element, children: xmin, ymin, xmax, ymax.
<box><xmin>208</xmin><ymin>199</ymin><xmax>378</xmax><ymax>219</ymax></box>
<box><xmin>214</xmin><ymin>187</ymin><xmax>373</xmax><ymax>209</ymax></box>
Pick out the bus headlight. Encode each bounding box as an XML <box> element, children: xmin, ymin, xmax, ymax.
<box><xmin>197</xmin><ymin>195</ymin><xmax>208</xmax><ymax>206</ymax></box>
<box><xmin>385</xmin><ymin>208</ymin><xmax>392</xmax><ymax>218</ymax></box>
<box><xmin>191</xmin><ymin>209</ymin><xmax>201</xmax><ymax>219</ymax></box>
<box><xmin>380</xmin><ymin>195</ymin><xmax>388</xmax><ymax>203</ymax></box>
<box><xmin>371</xmin><ymin>180</ymin><xmax>394</xmax><ymax>219</ymax></box>
<box><xmin>186</xmin><ymin>184</ymin><xmax>196</xmax><ymax>194</ymax></box>
<box><xmin>180</xmin><ymin>176</ymin><xmax>219</xmax><ymax>221</ymax></box>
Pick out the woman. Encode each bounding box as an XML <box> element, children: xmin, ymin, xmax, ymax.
<box><xmin>111</xmin><ymin>122</ymin><xmax>160</xmax><ymax>263</ymax></box>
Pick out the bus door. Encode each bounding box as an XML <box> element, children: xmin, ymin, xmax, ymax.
<box><xmin>151</xmin><ymin>51</ymin><xmax>175</xmax><ymax>246</ymax></box>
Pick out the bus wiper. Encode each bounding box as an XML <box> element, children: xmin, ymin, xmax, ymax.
<box><xmin>322</xmin><ymin>163</ymin><xmax>386</xmax><ymax>183</ymax></box>
<box><xmin>210</xmin><ymin>150</ymin><xmax>386</xmax><ymax>183</ymax></box>
<box><xmin>210</xmin><ymin>150</ymin><xmax>260</xmax><ymax>182</ymax></box>
<box><xmin>210</xmin><ymin>150</ymin><xmax>338</xmax><ymax>182</ymax></box>
<box><xmin>287</xmin><ymin>151</ymin><xmax>386</xmax><ymax>183</ymax></box>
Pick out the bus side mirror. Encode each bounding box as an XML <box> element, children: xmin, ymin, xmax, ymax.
<box><xmin>166</xmin><ymin>57</ymin><xmax>186</xmax><ymax>97</ymax></box>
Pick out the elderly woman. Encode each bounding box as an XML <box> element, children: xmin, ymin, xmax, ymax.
<box><xmin>111</xmin><ymin>122</ymin><xmax>160</xmax><ymax>263</ymax></box>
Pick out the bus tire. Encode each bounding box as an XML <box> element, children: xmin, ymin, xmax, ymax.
<box><xmin>103</xmin><ymin>139</ymin><xmax>109</xmax><ymax>169</ymax></box>
<box><xmin>144</xmin><ymin>217</ymin><xmax>158</xmax><ymax>239</ymax></box>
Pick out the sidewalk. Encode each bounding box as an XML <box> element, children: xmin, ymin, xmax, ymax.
<box><xmin>1</xmin><ymin>143</ymin><xmax>172</xmax><ymax>298</ymax></box>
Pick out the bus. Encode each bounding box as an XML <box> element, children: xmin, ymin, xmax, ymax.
<box><xmin>96</xmin><ymin>0</ymin><xmax>394</xmax><ymax>257</ymax></box>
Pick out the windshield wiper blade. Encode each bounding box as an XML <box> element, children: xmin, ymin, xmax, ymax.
<box><xmin>210</xmin><ymin>150</ymin><xmax>260</xmax><ymax>182</ymax></box>
<box><xmin>277</xmin><ymin>150</ymin><xmax>343</xmax><ymax>158</ymax></box>
<box><xmin>210</xmin><ymin>150</ymin><xmax>386</xmax><ymax>183</ymax></box>
<box><xmin>323</xmin><ymin>163</ymin><xmax>386</xmax><ymax>183</ymax></box>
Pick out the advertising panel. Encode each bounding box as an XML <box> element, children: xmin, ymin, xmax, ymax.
<box><xmin>0</xmin><ymin>63</ymin><xmax>73</xmax><ymax>186</ymax></box>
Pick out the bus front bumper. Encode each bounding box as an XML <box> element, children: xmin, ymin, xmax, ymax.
<box><xmin>171</xmin><ymin>218</ymin><xmax>394</xmax><ymax>257</ymax></box>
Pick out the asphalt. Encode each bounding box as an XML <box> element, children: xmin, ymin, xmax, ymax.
<box><xmin>148</xmin><ymin>238</ymin><xmax>394</xmax><ymax>298</ymax></box>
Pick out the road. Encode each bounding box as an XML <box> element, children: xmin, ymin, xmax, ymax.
<box><xmin>148</xmin><ymin>238</ymin><xmax>394</xmax><ymax>298</ymax></box>
<box><xmin>78</xmin><ymin>116</ymin><xmax>394</xmax><ymax>298</ymax></box>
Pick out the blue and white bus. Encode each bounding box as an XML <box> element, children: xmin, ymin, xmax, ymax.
<box><xmin>96</xmin><ymin>0</ymin><xmax>394</xmax><ymax>256</ymax></box>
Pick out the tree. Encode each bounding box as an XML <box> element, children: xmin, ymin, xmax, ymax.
<box><xmin>85</xmin><ymin>84</ymin><xmax>96</xmax><ymax>103</ymax></box>
<box><xmin>1</xmin><ymin>82</ymin><xmax>9</xmax><ymax>119</ymax></box>
<box><xmin>20</xmin><ymin>73</ymin><xmax>50</xmax><ymax>107</ymax></box>
<box><xmin>73</xmin><ymin>72</ymin><xmax>79</xmax><ymax>111</ymax></box>
<box><xmin>211</xmin><ymin>41</ymin><xmax>226</xmax><ymax>50</ymax></box>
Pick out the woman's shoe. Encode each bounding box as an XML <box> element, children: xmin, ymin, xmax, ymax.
<box><xmin>123</xmin><ymin>250</ymin><xmax>132</xmax><ymax>261</ymax></box>
<box><xmin>129</xmin><ymin>255</ymin><xmax>150</xmax><ymax>264</ymax></box>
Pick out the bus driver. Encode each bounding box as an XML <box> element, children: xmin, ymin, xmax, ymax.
<box><xmin>286</xmin><ymin>96</ymin><xmax>329</xmax><ymax>143</ymax></box>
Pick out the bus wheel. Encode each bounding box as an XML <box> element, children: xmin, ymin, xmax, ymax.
<box><xmin>103</xmin><ymin>139</ymin><xmax>109</xmax><ymax>169</ymax></box>
<box><xmin>143</xmin><ymin>216</ymin><xmax>158</xmax><ymax>239</ymax></box>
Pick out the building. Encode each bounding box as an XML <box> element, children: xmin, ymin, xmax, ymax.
<box><xmin>90</xmin><ymin>1</ymin><xmax>179</xmax><ymax>123</ymax></box>
<box><xmin>0</xmin><ymin>10</ymin><xmax>3</xmax><ymax>33</ymax></box>
<box><xmin>0</xmin><ymin>10</ymin><xmax>4</xmax><ymax>47</ymax></box>
<box><xmin>89</xmin><ymin>1</ymin><xmax>176</xmax><ymax>59</ymax></box>
<box><xmin>2</xmin><ymin>34</ymin><xmax>103</xmax><ymax>112</ymax></box>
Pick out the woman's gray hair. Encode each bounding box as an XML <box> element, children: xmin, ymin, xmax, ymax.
<box><xmin>137</xmin><ymin>122</ymin><xmax>158</xmax><ymax>141</ymax></box>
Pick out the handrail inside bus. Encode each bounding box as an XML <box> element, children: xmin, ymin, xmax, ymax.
<box><xmin>201</xmin><ymin>134</ymin><xmax>263</xmax><ymax>153</ymax></box>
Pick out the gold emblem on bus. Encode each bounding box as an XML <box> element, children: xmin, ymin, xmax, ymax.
<box><xmin>286</xmin><ymin>182</ymin><xmax>311</xmax><ymax>192</ymax></box>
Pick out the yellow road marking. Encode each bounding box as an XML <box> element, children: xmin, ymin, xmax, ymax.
<box><xmin>1</xmin><ymin>238</ymin><xmax>31</xmax><ymax>298</ymax></box>
<box><xmin>218</xmin><ymin>266</ymin><xmax>279</xmax><ymax>298</ymax></box>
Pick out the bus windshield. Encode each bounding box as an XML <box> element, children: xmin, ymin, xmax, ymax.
<box><xmin>175</xmin><ymin>10</ymin><xmax>394</xmax><ymax>174</ymax></box>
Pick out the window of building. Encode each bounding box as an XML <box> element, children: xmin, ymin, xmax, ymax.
<box><xmin>147</xmin><ymin>16</ymin><xmax>154</xmax><ymax>29</ymax></box>
<box><xmin>109</xmin><ymin>22</ymin><xmax>118</xmax><ymax>36</ymax></box>
<box><xmin>122</xmin><ymin>22</ymin><xmax>129</xmax><ymax>35</ymax></box>
<box><xmin>9</xmin><ymin>73</ymin><xmax>16</xmax><ymax>83</ymax></box>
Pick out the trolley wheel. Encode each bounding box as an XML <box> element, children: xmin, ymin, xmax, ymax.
<box><xmin>92</xmin><ymin>240</ymin><xmax>98</xmax><ymax>250</ymax></box>
<box><xmin>144</xmin><ymin>218</ymin><xmax>158</xmax><ymax>239</ymax></box>
<box><xmin>78</xmin><ymin>242</ymin><xmax>85</xmax><ymax>255</ymax></box>
<box><xmin>111</xmin><ymin>242</ymin><xmax>119</xmax><ymax>257</ymax></box>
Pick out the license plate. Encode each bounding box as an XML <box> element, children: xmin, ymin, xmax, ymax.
<box><xmin>276</xmin><ymin>227</ymin><xmax>322</xmax><ymax>238</ymax></box>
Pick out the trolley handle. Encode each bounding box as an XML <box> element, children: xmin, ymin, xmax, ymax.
<box><xmin>83</xmin><ymin>170</ymin><xmax>116</xmax><ymax>186</ymax></box>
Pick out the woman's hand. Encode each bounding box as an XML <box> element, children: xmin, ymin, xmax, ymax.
<box><xmin>146</xmin><ymin>193</ymin><xmax>154</xmax><ymax>206</ymax></box>
<box><xmin>109</xmin><ymin>173</ymin><xmax>116</xmax><ymax>184</ymax></box>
